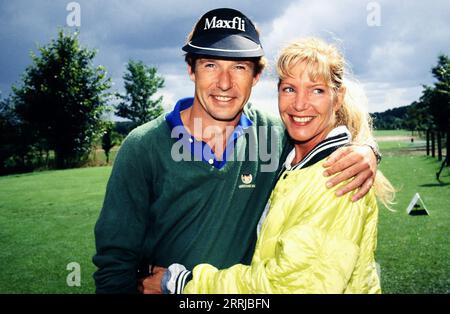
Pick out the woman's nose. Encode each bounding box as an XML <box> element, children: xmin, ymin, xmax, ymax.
<box><xmin>293</xmin><ymin>92</ymin><xmax>308</xmax><ymax>111</ymax></box>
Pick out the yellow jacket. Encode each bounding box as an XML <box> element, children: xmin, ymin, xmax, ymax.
<box><xmin>184</xmin><ymin>160</ymin><xmax>381</xmax><ymax>294</ymax></box>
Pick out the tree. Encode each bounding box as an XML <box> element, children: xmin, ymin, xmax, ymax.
<box><xmin>371</xmin><ymin>106</ymin><xmax>408</xmax><ymax>130</ymax></box>
<box><xmin>428</xmin><ymin>56</ymin><xmax>450</xmax><ymax>132</ymax></box>
<box><xmin>404</xmin><ymin>100</ymin><xmax>433</xmax><ymax>136</ymax></box>
<box><xmin>12</xmin><ymin>30</ymin><xmax>111</xmax><ymax>169</ymax></box>
<box><xmin>115</xmin><ymin>60</ymin><xmax>164</xmax><ymax>127</ymax></box>
<box><xmin>0</xmin><ymin>96</ymin><xmax>17</xmax><ymax>171</ymax></box>
<box><xmin>101</xmin><ymin>121</ymin><xmax>122</xmax><ymax>164</ymax></box>
<box><xmin>428</xmin><ymin>55</ymin><xmax>450</xmax><ymax>164</ymax></box>
<box><xmin>0</xmin><ymin>95</ymin><xmax>36</xmax><ymax>174</ymax></box>
<box><xmin>418</xmin><ymin>54</ymin><xmax>450</xmax><ymax>165</ymax></box>
<box><xmin>404</xmin><ymin>102</ymin><xmax>419</xmax><ymax>135</ymax></box>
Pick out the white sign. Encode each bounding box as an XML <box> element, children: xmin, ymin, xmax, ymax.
<box><xmin>406</xmin><ymin>193</ymin><xmax>430</xmax><ymax>215</ymax></box>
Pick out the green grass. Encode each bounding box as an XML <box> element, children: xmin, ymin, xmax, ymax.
<box><xmin>0</xmin><ymin>167</ymin><xmax>112</xmax><ymax>293</ymax></box>
<box><xmin>378</xmin><ymin>140</ymin><xmax>427</xmax><ymax>156</ymax></box>
<box><xmin>377</xmin><ymin>156</ymin><xmax>450</xmax><ymax>293</ymax></box>
<box><xmin>375</xmin><ymin>129</ymin><xmax>428</xmax><ymax>157</ymax></box>
<box><xmin>88</xmin><ymin>147</ymin><xmax>119</xmax><ymax>165</ymax></box>
<box><xmin>0</xmin><ymin>143</ymin><xmax>449</xmax><ymax>293</ymax></box>
<box><xmin>374</xmin><ymin>129</ymin><xmax>416</xmax><ymax>137</ymax></box>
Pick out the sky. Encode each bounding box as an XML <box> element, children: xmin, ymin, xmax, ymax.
<box><xmin>0</xmin><ymin>0</ymin><xmax>449</xmax><ymax>115</ymax></box>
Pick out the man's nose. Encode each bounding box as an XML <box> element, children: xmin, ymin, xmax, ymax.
<box><xmin>217</xmin><ymin>70</ymin><xmax>232</xmax><ymax>90</ymax></box>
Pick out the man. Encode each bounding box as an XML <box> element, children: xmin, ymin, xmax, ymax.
<box><xmin>93</xmin><ymin>8</ymin><xmax>379</xmax><ymax>294</ymax></box>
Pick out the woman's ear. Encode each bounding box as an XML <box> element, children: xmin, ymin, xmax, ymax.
<box><xmin>334</xmin><ymin>86</ymin><xmax>346</xmax><ymax>112</ymax></box>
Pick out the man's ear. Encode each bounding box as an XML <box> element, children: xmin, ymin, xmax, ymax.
<box><xmin>188</xmin><ymin>64</ymin><xmax>195</xmax><ymax>82</ymax></box>
<box><xmin>252</xmin><ymin>72</ymin><xmax>262</xmax><ymax>87</ymax></box>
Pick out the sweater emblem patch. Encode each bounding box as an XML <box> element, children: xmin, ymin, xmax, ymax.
<box><xmin>239</xmin><ymin>173</ymin><xmax>255</xmax><ymax>188</ymax></box>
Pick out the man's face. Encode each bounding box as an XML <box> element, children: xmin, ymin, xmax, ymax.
<box><xmin>189</xmin><ymin>58</ymin><xmax>261</xmax><ymax>123</ymax></box>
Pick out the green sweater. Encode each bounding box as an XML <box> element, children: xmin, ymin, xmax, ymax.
<box><xmin>93</xmin><ymin>104</ymin><xmax>290</xmax><ymax>293</ymax></box>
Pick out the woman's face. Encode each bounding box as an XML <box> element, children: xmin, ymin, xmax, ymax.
<box><xmin>278</xmin><ymin>62</ymin><xmax>343</xmax><ymax>148</ymax></box>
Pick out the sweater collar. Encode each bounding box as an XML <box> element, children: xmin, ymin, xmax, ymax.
<box><xmin>165</xmin><ymin>97</ymin><xmax>253</xmax><ymax>131</ymax></box>
<box><xmin>164</xmin><ymin>97</ymin><xmax>253</xmax><ymax>170</ymax></box>
<box><xmin>283</xmin><ymin>126</ymin><xmax>352</xmax><ymax>171</ymax></box>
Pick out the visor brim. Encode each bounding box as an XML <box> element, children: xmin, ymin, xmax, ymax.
<box><xmin>182</xmin><ymin>34</ymin><xmax>264</xmax><ymax>58</ymax></box>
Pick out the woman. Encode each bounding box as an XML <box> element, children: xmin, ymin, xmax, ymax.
<box><xmin>151</xmin><ymin>37</ymin><xmax>395</xmax><ymax>294</ymax></box>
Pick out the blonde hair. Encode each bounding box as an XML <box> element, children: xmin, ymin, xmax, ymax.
<box><xmin>277</xmin><ymin>37</ymin><xmax>395</xmax><ymax>209</ymax></box>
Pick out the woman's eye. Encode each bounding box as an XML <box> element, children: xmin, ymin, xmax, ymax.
<box><xmin>282</xmin><ymin>87</ymin><xmax>295</xmax><ymax>93</ymax></box>
<box><xmin>312</xmin><ymin>88</ymin><xmax>325</xmax><ymax>94</ymax></box>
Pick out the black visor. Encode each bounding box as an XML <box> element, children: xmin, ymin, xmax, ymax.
<box><xmin>182</xmin><ymin>8</ymin><xmax>264</xmax><ymax>58</ymax></box>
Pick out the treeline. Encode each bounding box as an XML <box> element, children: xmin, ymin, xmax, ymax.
<box><xmin>371</xmin><ymin>106</ymin><xmax>408</xmax><ymax>130</ymax></box>
<box><xmin>1</xmin><ymin>30</ymin><xmax>449</xmax><ymax>175</ymax></box>
<box><xmin>0</xmin><ymin>30</ymin><xmax>165</xmax><ymax>175</ymax></box>
<box><xmin>372</xmin><ymin>54</ymin><xmax>450</xmax><ymax>166</ymax></box>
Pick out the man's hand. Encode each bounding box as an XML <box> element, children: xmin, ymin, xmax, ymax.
<box><xmin>322</xmin><ymin>144</ymin><xmax>377</xmax><ymax>202</ymax></box>
<box><xmin>137</xmin><ymin>266</ymin><xmax>167</xmax><ymax>294</ymax></box>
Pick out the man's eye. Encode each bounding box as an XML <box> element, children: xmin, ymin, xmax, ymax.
<box><xmin>204</xmin><ymin>63</ymin><xmax>216</xmax><ymax>68</ymax></box>
<box><xmin>235</xmin><ymin>65</ymin><xmax>247</xmax><ymax>70</ymax></box>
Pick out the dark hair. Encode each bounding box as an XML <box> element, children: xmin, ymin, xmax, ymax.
<box><xmin>184</xmin><ymin>53</ymin><xmax>266</xmax><ymax>77</ymax></box>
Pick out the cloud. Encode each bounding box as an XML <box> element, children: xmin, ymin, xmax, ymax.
<box><xmin>0</xmin><ymin>0</ymin><xmax>449</xmax><ymax>114</ymax></box>
<box><xmin>250</xmin><ymin>78</ymin><xmax>279</xmax><ymax>115</ymax></box>
<box><xmin>363</xmin><ymin>82</ymin><xmax>423</xmax><ymax>113</ymax></box>
<box><xmin>258</xmin><ymin>0</ymin><xmax>450</xmax><ymax>113</ymax></box>
<box><xmin>367</xmin><ymin>41</ymin><xmax>416</xmax><ymax>81</ymax></box>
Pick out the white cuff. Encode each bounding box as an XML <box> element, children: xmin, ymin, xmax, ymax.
<box><xmin>166</xmin><ymin>263</ymin><xmax>191</xmax><ymax>294</ymax></box>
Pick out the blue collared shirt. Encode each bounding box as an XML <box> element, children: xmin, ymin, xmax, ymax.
<box><xmin>165</xmin><ymin>97</ymin><xmax>253</xmax><ymax>169</ymax></box>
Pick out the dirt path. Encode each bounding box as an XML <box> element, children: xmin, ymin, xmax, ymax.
<box><xmin>376</xmin><ymin>135</ymin><xmax>417</xmax><ymax>142</ymax></box>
